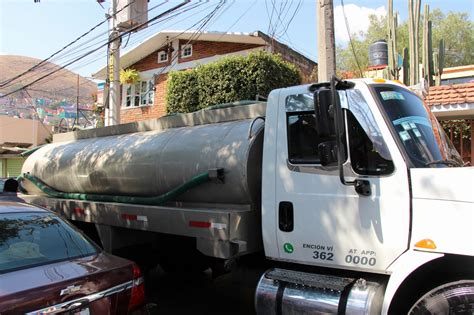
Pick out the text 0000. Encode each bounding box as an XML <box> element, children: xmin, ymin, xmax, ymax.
<box><xmin>345</xmin><ymin>255</ymin><xmax>376</xmax><ymax>266</ymax></box>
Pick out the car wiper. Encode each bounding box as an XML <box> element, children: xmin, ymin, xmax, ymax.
<box><xmin>425</xmin><ymin>159</ymin><xmax>462</xmax><ymax>167</ymax></box>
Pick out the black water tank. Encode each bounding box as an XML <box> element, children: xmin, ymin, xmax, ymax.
<box><xmin>368</xmin><ymin>40</ymin><xmax>388</xmax><ymax>67</ymax></box>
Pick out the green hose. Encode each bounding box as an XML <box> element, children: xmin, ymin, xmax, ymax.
<box><xmin>20</xmin><ymin>172</ymin><xmax>211</xmax><ymax>206</ymax></box>
<box><xmin>20</xmin><ymin>144</ymin><xmax>46</xmax><ymax>157</ymax></box>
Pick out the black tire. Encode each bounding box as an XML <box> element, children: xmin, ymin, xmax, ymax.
<box><xmin>408</xmin><ymin>280</ymin><xmax>474</xmax><ymax>314</ymax></box>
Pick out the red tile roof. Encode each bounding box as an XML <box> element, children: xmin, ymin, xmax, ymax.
<box><xmin>425</xmin><ymin>83</ymin><xmax>474</xmax><ymax>106</ymax></box>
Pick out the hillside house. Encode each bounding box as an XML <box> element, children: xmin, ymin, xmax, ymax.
<box><xmin>93</xmin><ymin>30</ymin><xmax>316</xmax><ymax>124</ymax></box>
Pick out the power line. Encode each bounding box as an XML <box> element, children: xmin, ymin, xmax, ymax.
<box><xmin>6</xmin><ymin>2</ymin><xmax>205</xmax><ymax>93</ymax></box>
<box><xmin>340</xmin><ymin>0</ymin><xmax>363</xmax><ymax>77</ymax></box>
<box><xmin>125</xmin><ymin>1</ymin><xmax>228</xmax><ymax>102</ymax></box>
<box><xmin>217</xmin><ymin>0</ymin><xmax>258</xmax><ymax>38</ymax></box>
<box><xmin>0</xmin><ymin>1</ymin><xmax>191</xmax><ymax>99</ymax></box>
<box><xmin>0</xmin><ymin>0</ymin><xmax>177</xmax><ymax>90</ymax></box>
<box><xmin>23</xmin><ymin>89</ymin><xmax>53</xmax><ymax>136</ymax></box>
<box><xmin>0</xmin><ymin>1</ymin><xmax>137</xmax><ymax>88</ymax></box>
<box><xmin>18</xmin><ymin>2</ymin><xmax>204</xmax><ymax>95</ymax></box>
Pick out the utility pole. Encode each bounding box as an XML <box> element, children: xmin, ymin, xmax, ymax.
<box><xmin>75</xmin><ymin>74</ymin><xmax>79</xmax><ymax>128</ymax></box>
<box><xmin>317</xmin><ymin>0</ymin><xmax>336</xmax><ymax>82</ymax></box>
<box><xmin>106</xmin><ymin>0</ymin><xmax>121</xmax><ymax>126</ymax></box>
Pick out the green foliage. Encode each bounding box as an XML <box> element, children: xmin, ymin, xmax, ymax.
<box><xmin>166</xmin><ymin>70</ymin><xmax>199</xmax><ymax>113</ymax></box>
<box><xmin>166</xmin><ymin>51</ymin><xmax>301</xmax><ymax>113</ymax></box>
<box><xmin>120</xmin><ymin>68</ymin><xmax>140</xmax><ymax>84</ymax></box>
<box><xmin>337</xmin><ymin>9</ymin><xmax>473</xmax><ymax>73</ymax></box>
<box><xmin>430</xmin><ymin>10</ymin><xmax>474</xmax><ymax>67</ymax></box>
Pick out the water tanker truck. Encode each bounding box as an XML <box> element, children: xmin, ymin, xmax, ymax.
<box><xmin>20</xmin><ymin>78</ymin><xmax>474</xmax><ymax>314</ymax></box>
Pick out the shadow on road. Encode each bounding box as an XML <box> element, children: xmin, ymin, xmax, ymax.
<box><xmin>146</xmin><ymin>266</ymin><xmax>257</xmax><ymax>315</ymax></box>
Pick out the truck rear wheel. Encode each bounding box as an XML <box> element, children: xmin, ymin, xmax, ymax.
<box><xmin>408</xmin><ymin>280</ymin><xmax>474</xmax><ymax>314</ymax></box>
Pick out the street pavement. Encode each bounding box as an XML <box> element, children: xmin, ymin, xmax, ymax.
<box><xmin>146</xmin><ymin>266</ymin><xmax>259</xmax><ymax>315</ymax></box>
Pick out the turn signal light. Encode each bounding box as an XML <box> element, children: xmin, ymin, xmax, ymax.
<box><xmin>415</xmin><ymin>239</ymin><xmax>437</xmax><ymax>249</ymax></box>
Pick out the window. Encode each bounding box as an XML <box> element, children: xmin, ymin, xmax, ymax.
<box><xmin>371</xmin><ymin>85</ymin><xmax>462</xmax><ymax>168</ymax></box>
<box><xmin>287</xmin><ymin>111</ymin><xmax>320</xmax><ymax>164</ymax></box>
<box><xmin>181</xmin><ymin>44</ymin><xmax>192</xmax><ymax>58</ymax></box>
<box><xmin>345</xmin><ymin>89</ymin><xmax>394</xmax><ymax>175</ymax></box>
<box><xmin>347</xmin><ymin>111</ymin><xmax>394</xmax><ymax>175</ymax></box>
<box><xmin>0</xmin><ymin>212</ymin><xmax>97</xmax><ymax>273</ymax></box>
<box><xmin>123</xmin><ymin>79</ymin><xmax>155</xmax><ymax>108</ymax></box>
<box><xmin>158</xmin><ymin>51</ymin><xmax>168</xmax><ymax>63</ymax></box>
<box><xmin>286</xmin><ymin>93</ymin><xmax>322</xmax><ymax>164</ymax></box>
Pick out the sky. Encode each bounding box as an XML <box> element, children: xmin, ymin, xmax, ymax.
<box><xmin>0</xmin><ymin>0</ymin><xmax>472</xmax><ymax>80</ymax></box>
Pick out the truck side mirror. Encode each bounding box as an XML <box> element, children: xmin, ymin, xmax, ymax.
<box><xmin>318</xmin><ymin>141</ymin><xmax>338</xmax><ymax>166</ymax></box>
<box><xmin>314</xmin><ymin>89</ymin><xmax>335</xmax><ymax>138</ymax></box>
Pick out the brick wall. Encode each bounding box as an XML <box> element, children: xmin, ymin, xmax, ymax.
<box><xmin>178</xmin><ymin>40</ymin><xmax>263</xmax><ymax>63</ymax></box>
<box><xmin>120</xmin><ymin>73</ymin><xmax>168</xmax><ymax>123</ymax></box>
<box><xmin>131</xmin><ymin>48</ymin><xmax>171</xmax><ymax>72</ymax></box>
<box><xmin>257</xmin><ymin>31</ymin><xmax>316</xmax><ymax>82</ymax></box>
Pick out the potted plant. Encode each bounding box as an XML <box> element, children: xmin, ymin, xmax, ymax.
<box><xmin>120</xmin><ymin>68</ymin><xmax>140</xmax><ymax>84</ymax></box>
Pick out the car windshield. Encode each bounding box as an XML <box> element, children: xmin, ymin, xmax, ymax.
<box><xmin>0</xmin><ymin>212</ymin><xmax>97</xmax><ymax>273</ymax></box>
<box><xmin>371</xmin><ymin>85</ymin><xmax>463</xmax><ymax>168</ymax></box>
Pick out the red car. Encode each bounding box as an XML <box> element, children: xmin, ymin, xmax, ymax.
<box><xmin>0</xmin><ymin>200</ymin><xmax>148</xmax><ymax>314</ymax></box>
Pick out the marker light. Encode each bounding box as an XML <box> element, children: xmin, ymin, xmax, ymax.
<box><xmin>415</xmin><ymin>239</ymin><xmax>437</xmax><ymax>249</ymax></box>
<box><xmin>393</xmin><ymin>79</ymin><xmax>404</xmax><ymax>85</ymax></box>
<box><xmin>373</xmin><ymin>78</ymin><xmax>386</xmax><ymax>83</ymax></box>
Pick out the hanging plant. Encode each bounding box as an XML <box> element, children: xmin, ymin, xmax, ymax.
<box><xmin>120</xmin><ymin>68</ymin><xmax>140</xmax><ymax>84</ymax></box>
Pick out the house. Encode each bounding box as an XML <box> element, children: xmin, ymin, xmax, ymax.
<box><xmin>0</xmin><ymin>116</ymin><xmax>52</xmax><ymax>178</ymax></box>
<box><xmin>93</xmin><ymin>30</ymin><xmax>316</xmax><ymax>124</ymax></box>
<box><xmin>425</xmin><ymin>82</ymin><xmax>474</xmax><ymax>164</ymax></box>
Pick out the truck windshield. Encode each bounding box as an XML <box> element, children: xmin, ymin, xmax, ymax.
<box><xmin>371</xmin><ymin>85</ymin><xmax>462</xmax><ymax>168</ymax></box>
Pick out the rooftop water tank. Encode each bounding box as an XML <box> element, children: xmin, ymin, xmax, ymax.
<box><xmin>368</xmin><ymin>40</ymin><xmax>388</xmax><ymax>67</ymax></box>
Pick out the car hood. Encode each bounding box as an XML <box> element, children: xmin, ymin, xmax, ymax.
<box><xmin>410</xmin><ymin>167</ymin><xmax>474</xmax><ymax>203</ymax></box>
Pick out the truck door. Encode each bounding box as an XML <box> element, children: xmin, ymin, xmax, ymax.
<box><xmin>273</xmin><ymin>85</ymin><xmax>410</xmax><ymax>272</ymax></box>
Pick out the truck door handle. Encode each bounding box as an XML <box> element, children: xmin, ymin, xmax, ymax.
<box><xmin>279</xmin><ymin>201</ymin><xmax>294</xmax><ymax>232</ymax></box>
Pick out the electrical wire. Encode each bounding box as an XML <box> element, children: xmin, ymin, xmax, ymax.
<box><xmin>23</xmin><ymin>89</ymin><xmax>53</xmax><ymax>136</ymax></box>
<box><xmin>0</xmin><ymin>1</ymin><xmax>191</xmax><ymax>99</ymax></box>
<box><xmin>216</xmin><ymin>0</ymin><xmax>258</xmax><ymax>40</ymax></box>
<box><xmin>3</xmin><ymin>1</ymin><xmax>204</xmax><ymax>93</ymax></box>
<box><xmin>7</xmin><ymin>3</ymin><xmax>201</xmax><ymax>103</ymax></box>
<box><xmin>123</xmin><ymin>1</ymin><xmax>228</xmax><ymax>105</ymax></box>
<box><xmin>340</xmin><ymin>0</ymin><xmax>363</xmax><ymax>77</ymax></box>
<box><xmin>0</xmin><ymin>0</ymin><xmax>176</xmax><ymax>91</ymax></box>
<box><xmin>0</xmin><ymin>0</ymin><xmax>138</xmax><ymax>88</ymax></box>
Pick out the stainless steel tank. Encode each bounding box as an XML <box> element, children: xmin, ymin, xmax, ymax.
<box><xmin>22</xmin><ymin>119</ymin><xmax>264</xmax><ymax>206</ymax></box>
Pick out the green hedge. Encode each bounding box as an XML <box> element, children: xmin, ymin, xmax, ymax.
<box><xmin>166</xmin><ymin>51</ymin><xmax>301</xmax><ymax>113</ymax></box>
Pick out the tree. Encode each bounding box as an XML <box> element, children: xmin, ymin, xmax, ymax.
<box><xmin>430</xmin><ymin>10</ymin><xmax>474</xmax><ymax>67</ymax></box>
<box><xmin>337</xmin><ymin>9</ymin><xmax>473</xmax><ymax>73</ymax></box>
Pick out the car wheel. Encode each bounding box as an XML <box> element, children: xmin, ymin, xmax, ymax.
<box><xmin>408</xmin><ymin>280</ymin><xmax>474</xmax><ymax>314</ymax></box>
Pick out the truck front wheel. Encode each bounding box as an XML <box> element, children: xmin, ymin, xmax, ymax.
<box><xmin>408</xmin><ymin>280</ymin><xmax>474</xmax><ymax>314</ymax></box>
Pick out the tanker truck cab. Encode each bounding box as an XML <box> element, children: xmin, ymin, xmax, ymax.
<box><xmin>258</xmin><ymin>77</ymin><xmax>473</xmax><ymax>314</ymax></box>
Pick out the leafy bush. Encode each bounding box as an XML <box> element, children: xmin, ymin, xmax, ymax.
<box><xmin>166</xmin><ymin>70</ymin><xmax>199</xmax><ymax>113</ymax></box>
<box><xmin>166</xmin><ymin>51</ymin><xmax>301</xmax><ymax>113</ymax></box>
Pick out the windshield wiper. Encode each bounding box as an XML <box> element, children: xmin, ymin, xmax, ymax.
<box><xmin>425</xmin><ymin>159</ymin><xmax>462</xmax><ymax>167</ymax></box>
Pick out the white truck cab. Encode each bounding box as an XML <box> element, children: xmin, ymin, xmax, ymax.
<box><xmin>257</xmin><ymin>78</ymin><xmax>473</xmax><ymax>314</ymax></box>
